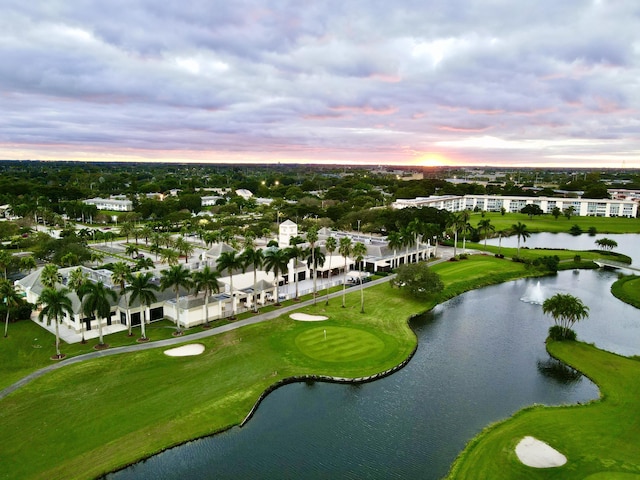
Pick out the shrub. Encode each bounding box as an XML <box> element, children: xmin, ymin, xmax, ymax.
<box><xmin>588</xmin><ymin>226</ymin><xmax>597</xmax><ymax>236</ymax></box>
<box><xmin>548</xmin><ymin>325</ymin><xmax>577</xmax><ymax>341</ymax></box>
<box><xmin>459</xmin><ymin>253</ymin><xmax>469</xmax><ymax>260</ymax></box>
<box><xmin>573</xmin><ymin>254</ymin><xmax>581</xmax><ymax>263</ymax></box>
<box><xmin>569</xmin><ymin>224</ymin><xmax>583</xmax><ymax>236</ymax></box>
<box><xmin>532</xmin><ymin>255</ymin><xmax>560</xmax><ymax>272</ymax></box>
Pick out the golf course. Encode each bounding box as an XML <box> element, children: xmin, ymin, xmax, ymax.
<box><xmin>1</xmin><ymin>252</ymin><xmax>639</xmax><ymax>479</ymax></box>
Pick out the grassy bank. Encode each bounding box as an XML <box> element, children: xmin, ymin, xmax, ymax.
<box><xmin>468</xmin><ymin>212</ymin><xmax>640</xmax><ymax>234</ymax></box>
<box><xmin>446</xmin><ymin>341</ymin><xmax>640</xmax><ymax>479</ymax></box>
<box><xmin>611</xmin><ymin>275</ymin><xmax>640</xmax><ymax>310</ymax></box>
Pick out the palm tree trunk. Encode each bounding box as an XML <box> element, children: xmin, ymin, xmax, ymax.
<box><xmin>253</xmin><ymin>270</ymin><xmax>258</xmax><ymax>313</ymax></box>
<box><xmin>454</xmin><ymin>231</ymin><xmax>458</xmax><ymax>257</ymax></box>
<box><xmin>230</xmin><ymin>274</ymin><xmax>236</xmax><ymax>317</ymax></box>
<box><xmin>359</xmin><ymin>263</ymin><xmax>365</xmax><ymax>313</ymax></box>
<box><xmin>204</xmin><ymin>295</ymin><xmax>210</xmax><ymax>326</ymax></box>
<box><xmin>175</xmin><ymin>291</ymin><xmax>181</xmax><ymax>333</ymax></box>
<box><xmin>54</xmin><ymin>318</ymin><xmax>61</xmax><ymax>357</ymax></box>
<box><xmin>98</xmin><ymin>315</ymin><xmax>104</xmax><ymax>345</ymax></box>
<box><xmin>325</xmin><ymin>257</ymin><xmax>333</xmax><ymax>306</ymax></box>
<box><xmin>141</xmin><ymin>309</ymin><xmax>147</xmax><ymax>339</ymax></box>
<box><xmin>312</xmin><ymin>249</ymin><xmax>317</xmax><ymax>305</ymax></box>
<box><xmin>4</xmin><ymin>310</ymin><xmax>9</xmax><ymax>338</ymax></box>
<box><xmin>342</xmin><ymin>258</ymin><xmax>348</xmax><ymax>308</ymax></box>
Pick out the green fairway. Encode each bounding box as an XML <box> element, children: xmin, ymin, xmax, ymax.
<box><xmin>468</xmin><ymin>211</ymin><xmax>640</xmax><ymax>234</ymax></box>
<box><xmin>447</xmin><ymin>342</ymin><xmax>640</xmax><ymax>479</ymax></box>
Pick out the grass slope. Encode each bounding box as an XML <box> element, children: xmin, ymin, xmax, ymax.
<box><xmin>611</xmin><ymin>275</ymin><xmax>640</xmax><ymax>310</ymax></box>
<box><xmin>447</xmin><ymin>342</ymin><xmax>640</xmax><ymax>479</ymax></box>
<box><xmin>468</xmin><ymin>212</ymin><xmax>640</xmax><ymax>234</ymax></box>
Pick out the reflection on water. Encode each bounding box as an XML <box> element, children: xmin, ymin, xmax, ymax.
<box><xmin>537</xmin><ymin>358</ymin><xmax>583</xmax><ymax>385</ymax></box>
<box><xmin>110</xmin><ymin>269</ymin><xmax>640</xmax><ymax>480</ymax></box>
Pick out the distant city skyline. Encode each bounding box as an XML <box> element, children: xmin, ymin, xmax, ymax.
<box><xmin>1</xmin><ymin>1</ymin><xmax>639</xmax><ymax>168</ymax></box>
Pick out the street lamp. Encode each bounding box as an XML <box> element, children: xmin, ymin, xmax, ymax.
<box><xmin>357</xmin><ymin>220</ymin><xmax>361</xmax><ymax>234</ymax></box>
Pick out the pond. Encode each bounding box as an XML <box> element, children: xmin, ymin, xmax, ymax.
<box><xmin>485</xmin><ymin>232</ymin><xmax>640</xmax><ymax>267</ymax></box>
<box><xmin>109</xmin><ymin>265</ymin><xmax>640</xmax><ymax>480</ymax></box>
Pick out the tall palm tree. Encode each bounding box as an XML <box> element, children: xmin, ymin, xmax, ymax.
<box><xmin>126</xmin><ymin>272</ymin><xmax>159</xmax><ymax>340</ymax></box>
<box><xmin>0</xmin><ymin>250</ymin><xmax>13</xmax><ymax>280</ymax></box>
<box><xmin>496</xmin><ymin>229</ymin><xmax>508</xmax><ymax>256</ymax></box>
<box><xmin>192</xmin><ymin>266</ymin><xmax>221</xmax><ymax>327</ymax></box>
<box><xmin>407</xmin><ymin>218</ymin><xmax>424</xmax><ymax>262</ymax></box>
<box><xmin>38</xmin><ymin>287</ymin><xmax>73</xmax><ymax>358</ymax></box>
<box><xmin>41</xmin><ymin>264</ymin><xmax>62</xmax><ymax>289</ymax></box>
<box><xmin>386</xmin><ymin>231</ymin><xmax>402</xmax><ymax>269</ymax></box>
<box><xmin>140</xmin><ymin>225</ymin><xmax>154</xmax><ymax>245</ymax></box>
<box><xmin>1</xmin><ymin>279</ymin><xmax>21</xmax><ymax>338</ymax></box>
<box><xmin>125</xmin><ymin>244</ymin><xmax>139</xmax><ymax>259</ymax></box>
<box><xmin>512</xmin><ymin>222</ymin><xmax>530</xmax><ymax>257</ymax></box>
<box><xmin>67</xmin><ymin>267</ymin><xmax>89</xmax><ymax>343</ymax></box>
<box><xmin>240</xmin><ymin>247</ymin><xmax>264</xmax><ymax>313</ymax></box>
<box><xmin>400</xmin><ymin>227</ymin><xmax>414</xmax><ymax>265</ymax></box>
<box><xmin>324</xmin><ymin>236</ymin><xmax>337</xmax><ymax>306</ymax></box>
<box><xmin>352</xmin><ymin>242</ymin><xmax>367</xmax><ymax>313</ymax></box>
<box><xmin>111</xmin><ymin>262</ymin><xmax>133</xmax><ymax>335</ymax></box>
<box><xmin>160</xmin><ymin>248</ymin><xmax>179</xmax><ymax>266</ymax></box>
<box><xmin>306</xmin><ymin>226</ymin><xmax>319</xmax><ymax>303</ymax></box>
<box><xmin>264</xmin><ymin>247</ymin><xmax>290</xmax><ymax>306</ymax></box>
<box><xmin>286</xmin><ymin>238</ymin><xmax>305</xmax><ymax>300</ymax></box>
<box><xmin>160</xmin><ymin>265</ymin><xmax>192</xmax><ymax>334</ymax></box>
<box><xmin>459</xmin><ymin>210</ymin><xmax>471</xmax><ymax>252</ymax></box>
<box><xmin>306</xmin><ymin>246</ymin><xmax>325</xmax><ymax>306</ymax></box>
<box><xmin>216</xmin><ymin>250</ymin><xmax>244</xmax><ymax>318</ymax></box>
<box><xmin>78</xmin><ymin>281</ymin><xmax>117</xmax><ymax>347</ymax></box>
<box><xmin>19</xmin><ymin>255</ymin><xmax>37</xmax><ymax>274</ymax></box>
<box><xmin>446</xmin><ymin>212</ymin><xmax>463</xmax><ymax>257</ymax></box>
<box><xmin>339</xmin><ymin>236</ymin><xmax>352</xmax><ymax>308</ymax></box>
<box><xmin>478</xmin><ymin>218</ymin><xmax>495</xmax><ymax>249</ymax></box>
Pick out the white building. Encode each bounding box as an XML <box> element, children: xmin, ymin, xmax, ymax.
<box><xmin>83</xmin><ymin>197</ymin><xmax>133</xmax><ymax>212</ymax></box>
<box><xmin>392</xmin><ymin>194</ymin><xmax>637</xmax><ymax>218</ymax></box>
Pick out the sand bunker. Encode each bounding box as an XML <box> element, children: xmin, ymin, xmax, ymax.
<box><xmin>515</xmin><ymin>436</ymin><xmax>567</xmax><ymax>468</ymax></box>
<box><xmin>289</xmin><ymin>313</ymin><xmax>329</xmax><ymax>321</ymax></box>
<box><xmin>164</xmin><ymin>343</ymin><xmax>205</xmax><ymax>357</ymax></box>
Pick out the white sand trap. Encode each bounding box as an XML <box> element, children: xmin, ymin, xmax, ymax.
<box><xmin>289</xmin><ymin>313</ymin><xmax>329</xmax><ymax>321</ymax></box>
<box><xmin>515</xmin><ymin>436</ymin><xmax>567</xmax><ymax>468</ymax></box>
<box><xmin>164</xmin><ymin>343</ymin><xmax>205</xmax><ymax>357</ymax></box>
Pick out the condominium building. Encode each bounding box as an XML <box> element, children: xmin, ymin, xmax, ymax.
<box><xmin>392</xmin><ymin>194</ymin><xmax>637</xmax><ymax>218</ymax></box>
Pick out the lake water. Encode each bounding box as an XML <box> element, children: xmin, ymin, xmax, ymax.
<box><xmin>110</xmin><ymin>266</ymin><xmax>640</xmax><ymax>479</ymax></box>
<box><xmin>485</xmin><ymin>232</ymin><xmax>640</xmax><ymax>267</ymax></box>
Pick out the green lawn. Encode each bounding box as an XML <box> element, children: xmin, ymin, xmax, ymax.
<box><xmin>469</xmin><ymin>212</ymin><xmax>640</xmax><ymax>234</ymax></box>
<box><xmin>446</xmin><ymin>341</ymin><xmax>640</xmax><ymax>479</ymax></box>
<box><xmin>611</xmin><ymin>275</ymin><xmax>640</xmax><ymax>309</ymax></box>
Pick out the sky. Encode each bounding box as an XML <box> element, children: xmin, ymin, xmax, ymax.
<box><xmin>1</xmin><ymin>0</ymin><xmax>639</xmax><ymax>168</ymax></box>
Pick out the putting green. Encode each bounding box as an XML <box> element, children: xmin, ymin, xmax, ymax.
<box><xmin>294</xmin><ymin>326</ymin><xmax>385</xmax><ymax>363</ymax></box>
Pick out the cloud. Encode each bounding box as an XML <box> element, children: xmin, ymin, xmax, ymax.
<box><xmin>0</xmin><ymin>0</ymin><xmax>639</xmax><ymax>167</ymax></box>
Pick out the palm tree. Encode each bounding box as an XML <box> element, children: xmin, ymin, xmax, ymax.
<box><xmin>140</xmin><ymin>225</ymin><xmax>154</xmax><ymax>245</ymax></box>
<box><xmin>306</xmin><ymin>226</ymin><xmax>319</xmax><ymax>303</ymax></box>
<box><xmin>175</xmin><ymin>237</ymin><xmax>195</xmax><ymax>263</ymax></box>
<box><xmin>339</xmin><ymin>236</ymin><xmax>352</xmax><ymax>308</ymax></box>
<box><xmin>0</xmin><ymin>250</ymin><xmax>13</xmax><ymax>280</ymax></box>
<box><xmin>160</xmin><ymin>265</ymin><xmax>193</xmax><ymax>334</ymax></box>
<box><xmin>446</xmin><ymin>213</ymin><xmax>463</xmax><ymax>257</ymax></box>
<box><xmin>125</xmin><ymin>244</ymin><xmax>139</xmax><ymax>259</ymax></box>
<box><xmin>459</xmin><ymin>210</ymin><xmax>471</xmax><ymax>252</ymax></box>
<box><xmin>306</xmin><ymin>246</ymin><xmax>325</xmax><ymax>306</ymax></box>
<box><xmin>407</xmin><ymin>218</ymin><xmax>424</xmax><ymax>262</ymax></box>
<box><xmin>78</xmin><ymin>281</ymin><xmax>117</xmax><ymax>347</ymax></box>
<box><xmin>111</xmin><ymin>262</ymin><xmax>133</xmax><ymax>335</ymax></box>
<box><xmin>119</xmin><ymin>222</ymin><xmax>135</xmax><ymax>243</ymax></box>
<box><xmin>38</xmin><ymin>287</ymin><xmax>73</xmax><ymax>358</ymax></box>
<box><xmin>496</xmin><ymin>229</ymin><xmax>508</xmax><ymax>256</ymax></box>
<box><xmin>478</xmin><ymin>218</ymin><xmax>495</xmax><ymax>249</ymax></box>
<box><xmin>512</xmin><ymin>222</ymin><xmax>530</xmax><ymax>257</ymax></box>
<box><xmin>90</xmin><ymin>250</ymin><xmax>104</xmax><ymax>268</ymax></box>
<box><xmin>216</xmin><ymin>251</ymin><xmax>244</xmax><ymax>318</ymax></box>
<box><xmin>1</xmin><ymin>279</ymin><xmax>21</xmax><ymax>338</ymax></box>
<box><xmin>400</xmin><ymin>227</ymin><xmax>414</xmax><ymax>265</ymax></box>
<box><xmin>126</xmin><ymin>272</ymin><xmax>159</xmax><ymax>340</ymax></box>
<box><xmin>135</xmin><ymin>256</ymin><xmax>155</xmax><ymax>271</ymax></box>
<box><xmin>542</xmin><ymin>293</ymin><xmax>589</xmax><ymax>339</ymax></box>
<box><xmin>160</xmin><ymin>248</ymin><xmax>179</xmax><ymax>266</ymax></box>
<box><xmin>192</xmin><ymin>266</ymin><xmax>221</xmax><ymax>327</ymax></box>
<box><xmin>386</xmin><ymin>231</ymin><xmax>402</xmax><ymax>269</ymax></box>
<box><xmin>41</xmin><ymin>263</ymin><xmax>62</xmax><ymax>289</ymax></box>
<box><xmin>264</xmin><ymin>247</ymin><xmax>290</xmax><ymax>306</ymax></box>
<box><xmin>67</xmin><ymin>267</ymin><xmax>88</xmax><ymax>342</ymax></box>
<box><xmin>19</xmin><ymin>255</ymin><xmax>37</xmax><ymax>274</ymax></box>
<box><xmin>352</xmin><ymin>242</ymin><xmax>367</xmax><ymax>313</ymax></box>
<box><xmin>286</xmin><ymin>238</ymin><xmax>305</xmax><ymax>300</ymax></box>
<box><xmin>324</xmin><ymin>236</ymin><xmax>337</xmax><ymax>306</ymax></box>
<box><xmin>240</xmin><ymin>247</ymin><xmax>264</xmax><ymax>313</ymax></box>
